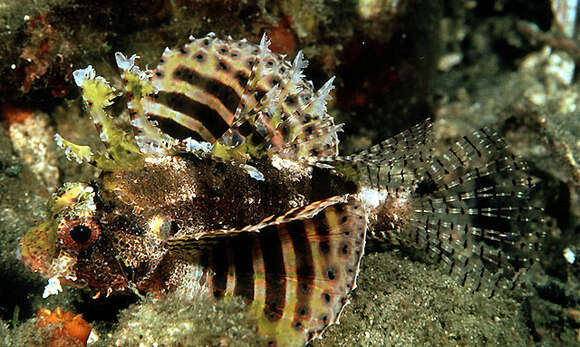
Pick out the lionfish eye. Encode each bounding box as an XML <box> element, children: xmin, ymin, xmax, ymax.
<box><xmin>57</xmin><ymin>218</ymin><xmax>100</xmax><ymax>253</ymax></box>
<box><xmin>70</xmin><ymin>225</ymin><xmax>92</xmax><ymax>244</ymax></box>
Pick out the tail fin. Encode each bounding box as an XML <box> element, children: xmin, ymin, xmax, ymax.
<box><xmin>332</xmin><ymin>119</ymin><xmax>544</xmax><ymax>296</ymax></box>
<box><xmin>408</xmin><ymin>127</ymin><xmax>544</xmax><ymax>296</ymax></box>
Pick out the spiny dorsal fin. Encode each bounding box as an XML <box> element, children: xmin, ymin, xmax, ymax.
<box><xmin>115</xmin><ymin>52</ymin><xmax>179</xmax><ymax>156</ymax></box>
<box><xmin>167</xmin><ymin>195</ymin><xmax>366</xmax><ymax>346</ymax></box>
<box><xmin>70</xmin><ymin>65</ymin><xmax>144</xmax><ymax>170</ymax></box>
<box><xmin>223</xmin><ymin>36</ymin><xmax>341</xmax><ymax>160</ymax></box>
<box><xmin>121</xmin><ymin>33</ymin><xmax>341</xmax><ymax>162</ymax></box>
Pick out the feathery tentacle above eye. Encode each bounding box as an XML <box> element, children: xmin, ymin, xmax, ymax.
<box><xmin>62</xmin><ymin>66</ymin><xmax>145</xmax><ymax>171</ymax></box>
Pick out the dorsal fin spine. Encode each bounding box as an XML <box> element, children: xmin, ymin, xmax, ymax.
<box><xmin>116</xmin><ymin>52</ymin><xmax>177</xmax><ymax>156</ymax></box>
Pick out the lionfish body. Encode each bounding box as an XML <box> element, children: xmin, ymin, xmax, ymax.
<box><xmin>18</xmin><ymin>33</ymin><xmax>542</xmax><ymax>346</ymax></box>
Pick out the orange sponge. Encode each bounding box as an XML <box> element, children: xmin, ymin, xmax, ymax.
<box><xmin>36</xmin><ymin>307</ymin><xmax>92</xmax><ymax>347</ymax></box>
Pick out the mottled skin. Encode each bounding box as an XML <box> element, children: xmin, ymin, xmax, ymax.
<box><xmin>20</xmin><ymin>152</ymin><xmax>356</xmax><ymax>295</ymax></box>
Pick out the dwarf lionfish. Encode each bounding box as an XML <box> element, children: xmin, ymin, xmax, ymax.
<box><xmin>18</xmin><ymin>32</ymin><xmax>543</xmax><ymax>346</ymax></box>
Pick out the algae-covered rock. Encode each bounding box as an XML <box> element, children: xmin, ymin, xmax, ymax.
<box><xmin>0</xmin><ymin>320</ymin><xmax>12</xmax><ymax>345</ymax></box>
<box><xmin>112</xmin><ymin>294</ymin><xmax>267</xmax><ymax>346</ymax></box>
<box><xmin>315</xmin><ymin>252</ymin><xmax>530</xmax><ymax>346</ymax></box>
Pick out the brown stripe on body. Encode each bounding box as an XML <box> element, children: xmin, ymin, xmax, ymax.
<box><xmin>259</xmin><ymin>225</ymin><xmax>287</xmax><ymax>322</ymax></box>
<box><xmin>286</xmin><ymin>219</ymin><xmax>315</xmax><ymax>325</ymax></box>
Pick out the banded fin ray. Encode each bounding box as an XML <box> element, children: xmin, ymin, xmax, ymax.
<box><xmin>269</xmin><ymin>77</ymin><xmax>342</xmax><ymax>159</ymax></box>
<box><xmin>70</xmin><ymin>65</ymin><xmax>144</xmax><ymax>170</ymax></box>
<box><xmin>319</xmin><ymin>119</ymin><xmax>434</xmax><ymax>193</ymax></box>
<box><xmin>331</xmin><ymin>120</ymin><xmax>543</xmax><ymax>296</ymax></box>
<box><xmin>405</xmin><ymin>127</ymin><xmax>544</xmax><ymax>296</ymax></box>
<box><xmin>221</xmin><ymin>34</ymin><xmax>281</xmax><ymax>145</ymax></box>
<box><xmin>221</xmin><ymin>34</ymin><xmax>341</xmax><ymax>159</ymax></box>
<box><xmin>116</xmin><ymin>53</ymin><xmax>179</xmax><ymax>156</ymax></box>
<box><xmin>166</xmin><ymin>196</ymin><xmax>367</xmax><ymax>346</ymax></box>
<box><xmin>146</xmin><ymin>33</ymin><xmax>256</xmax><ymax>142</ymax></box>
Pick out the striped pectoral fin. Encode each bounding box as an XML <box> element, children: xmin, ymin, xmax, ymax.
<box><xmin>221</xmin><ymin>35</ymin><xmax>302</xmax><ymax>150</ymax></box>
<box><xmin>166</xmin><ymin>196</ymin><xmax>367</xmax><ymax>346</ymax></box>
<box><xmin>218</xmin><ymin>54</ymin><xmax>270</xmax><ymax>147</ymax></box>
<box><xmin>270</xmin><ymin>77</ymin><xmax>341</xmax><ymax>160</ymax></box>
<box><xmin>269</xmin><ymin>201</ymin><xmax>367</xmax><ymax>345</ymax></box>
<box><xmin>142</xmin><ymin>94</ymin><xmax>218</xmax><ymax>142</ymax></box>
